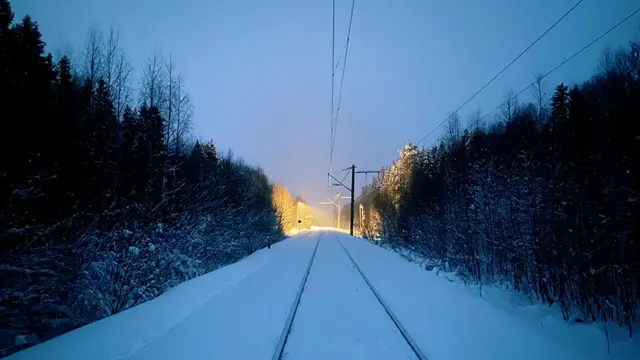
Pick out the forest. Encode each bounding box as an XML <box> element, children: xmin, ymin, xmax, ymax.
<box><xmin>360</xmin><ymin>39</ymin><xmax>640</xmax><ymax>334</ymax></box>
<box><xmin>0</xmin><ymin>0</ymin><xmax>283</xmax><ymax>356</ymax></box>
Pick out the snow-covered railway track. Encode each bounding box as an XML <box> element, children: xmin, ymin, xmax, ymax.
<box><xmin>271</xmin><ymin>233</ymin><xmax>322</xmax><ymax>360</ymax></box>
<box><xmin>336</xmin><ymin>236</ymin><xmax>429</xmax><ymax>360</ymax></box>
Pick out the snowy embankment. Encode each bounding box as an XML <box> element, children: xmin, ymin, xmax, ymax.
<box><xmin>339</xmin><ymin>235</ymin><xmax>640</xmax><ymax>360</ymax></box>
<box><xmin>6</xmin><ymin>231</ymin><xmax>638</xmax><ymax>360</ymax></box>
<box><xmin>5</xmin><ymin>234</ymin><xmax>318</xmax><ymax>360</ymax></box>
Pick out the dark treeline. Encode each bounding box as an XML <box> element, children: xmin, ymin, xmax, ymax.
<box><xmin>0</xmin><ymin>1</ymin><xmax>281</xmax><ymax>355</ymax></box>
<box><xmin>364</xmin><ymin>41</ymin><xmax>640</xmax><ymax>333</ymax></box>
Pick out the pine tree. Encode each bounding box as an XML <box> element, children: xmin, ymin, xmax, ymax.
<box><xmin>140</xmin><ymin>105</ymin><xmax>165</xmax><ymax>208</ymax></box>
<box><xmin>1</xmin><ymin>2</ymin><xmax>286</xmax><ymax>355</ymax></box>
<box><xmin>550</xmin><ymin>83</ymin><xmax>569</xmax><ymax>126</ymax></box>
<box><xmin>4</xmin><ymin>14</ymin><xmax>56</xmax><ymax>232</ymax></box>
<box><xmin>0</xmin><ymin>0</ymin><xmax>16</xmax><ymax>240</ymax></box>
<box><xmin>369</xmin><ymin>42</ymin><xmax>640</xmax><ymax>331</ymax></box>
<box><xmin>120</xmin><ymin>106</ymin><xmax>140</xmax><ymax>202</ymax></box>
<box><xmin>91</xmin><ymin>79</ymin><xmax>120</xmax><ymax>211</ymax></box>
<box><xmin>0</xmin><ymin>0</ymin><xmax>14</xmax><ymax>87</ymax></box>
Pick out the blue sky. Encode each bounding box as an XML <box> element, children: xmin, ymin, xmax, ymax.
<box><xmin>13</xmin><ymin>0</ymin><xmax>640</xmax><ymax>204</ymax></box>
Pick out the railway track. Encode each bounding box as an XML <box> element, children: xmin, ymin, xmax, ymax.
<box><xmin>271</xmin><ymin>233</ymin><xmax>321</xmax><ymax>360</ymax></box>
<box><xmin>273</xmin><ymin>232</ymin><xmax>427</xmax><ymax>360</ymax></box>
<box><xmin>336</xmin><ymin>235</ymin><xmax>428</xmax><ymax>360</ymax></box>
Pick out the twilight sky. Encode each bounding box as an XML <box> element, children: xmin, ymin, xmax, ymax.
<box><xmin>13</xmin><ymin>0</ymin><xmax>640</xmax><ymax>204</ymax></box>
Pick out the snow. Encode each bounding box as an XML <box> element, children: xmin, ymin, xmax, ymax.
<box><xmin>5</xmin><ymin>233</ymin><xmax>319</xmax><ymax>360</ymax></box>
<box><xmin>338</xmin><ymin>233</ymin><xmax>640</xmax><ymax>360</ymax></box>
<box><xmin>128</xmin><ymin>246</ymin><xmax>140</xmax><ymax>256</ymax></box>
<box><xmin>121</xmin><ymin>229</ymin><xmax>133</xmax><ymax>238</ymax></box>
<box><xmin>282</xmin><ymin>235</ymin><xmax>417</xmax><ymax>359</ymax></box>
<box><xmin>13</xmin><ymin>336</ymin><xmax>28</xmax><ymax>347</ymax></box>
<box><xmin>7</xmin><ymin>230</ymin><xmax>639</xmax><ymax>360</ymax></box>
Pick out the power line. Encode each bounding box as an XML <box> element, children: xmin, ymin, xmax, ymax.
<box><xmin>335</xmin><ymin>41</ymin><xmax>348</xmax><ymax>72</ymax></box>
<box><xmin>330</xmin><ymin>0</ymin><xmax>356</xmax><ymax>168</ymax></box>
<box><xmin>415</xmin><ymin>0</ymin><xmax>585</xmax><ymax>146</ymax></box>
<box><xmin>330</xmin><ymin>0</ymin><xmax>355</xmax><ymax>170</ymax></box>
<box><xmin>329</xmin><ymin>0</ymin><xmax>336</xmax><ymax>178</ymax></box>
<box><xmin>467</xmin><ymin>6</ymin><xmax>640</xmax><ymax>131</ymax></box>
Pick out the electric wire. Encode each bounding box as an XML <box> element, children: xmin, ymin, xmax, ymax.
<box><xmin>415</xmin><ymin>0</ymin><xmax>586</xmax><ymax>146</ymax></box>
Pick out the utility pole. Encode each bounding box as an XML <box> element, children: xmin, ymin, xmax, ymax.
<box><xmin>320</xmin><ymin>193</ymin><xmax>350</xmax><ymax>229</ymax></box>
<box><xmin>350</xmin><ymin>165</ymin><xmax>355</xmax><ymax>235</ymax></box>
<box><xmin>328</xmin><ymin>169</ymin><xmax>353</xmax><ymax>234</ymax></box>
<box><xmin>348</xmin><ymin>167</ymin><xmax>380</xmax><ymax>236</ymax></box>
<box><xmin>329</xmin><ymin>166</ymin><xmax>378</xmax><ymax>236</ymax></box>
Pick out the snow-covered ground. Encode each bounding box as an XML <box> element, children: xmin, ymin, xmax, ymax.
<box><xmin>282</xmin><ymin>235</ymin><xmax>416</xmax><ymax>359</ymax></box>
<box><xmin>6</xmin><ymin>231</ymin><xmax>639</xmax><ymax>360</ymax></box>
<box><xmin>6</xmin><ymin>234</ymin><xmax>319</xmax><ymax>360</ymax></box>
<box><xmin>339</xmin><ymin>234</ymin><xmax>640</xmax><ymax>360</ymax></box>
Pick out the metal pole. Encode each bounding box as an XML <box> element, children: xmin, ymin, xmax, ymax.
<box><xmin>296</xmin><ymin>202</ymin><xmax>300</xmax><ymax>231</ymax></box>
<box><xmin>337</xmin><ymin>195</ymin><xmax>341</xmax><ymax>229</ymax></box>
<box><xmin>350</xmin><ymin>165</ymin><xmax>355</xmax><ymax>235</ymax></box>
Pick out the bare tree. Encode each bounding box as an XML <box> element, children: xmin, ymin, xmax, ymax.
<box><xmin>103</xmin><ymin>29</ymin><xmax>119</xmax><ymax>95</ymax></box>
<box><xmin>597</xmin><ymin>45</ymin><xmax>616</xmax><ymax>75</ymax></box>
<box><xmin>172</xmin><ymin>74</ymin><xmax>193</xmax><ymax>155</ymax></box>
<box><xmin>445</xmin><ymin>111</ymin><xmax>461</xmax><ymax>143</ymax></box>
<box><xmin>531</xmin><ymin>72</ymin><xmax>547</xmax><ymax>123</ymax></box>
<box><xmin>629</xmin><ymin>41</ymin><xmax>640</xmax><ymax>80</ymax></box>
<box><xmin>467</xmin><ymin>108</ymin><xmax>482</xmax><ymax>132</ymax></box>
<box><xmin>100</xmin><ymin>29</ymin><xmax>132</xmax><ymax>120</ymax></box>
<box><xmin>501</xmin><ymin>89</ymin><xmax>517</xmax><ymax>122</ymax></box>
<box><xmin>165</xmin><ymin>54</ymin><xmax>176</xmax><ymax>149</ymax></box>
<box><xmin>140</xmin><ymin>49</ymin><xmax>166</xmax><ymax>110</ymax></box>
<box><xmin>54</xmin><ymin>42</ymin><xmax>75</xmax><ymax>63</ymax></box>
<box><xmin>112</xmin><ymin>50</ymin><xmax>133</xmax><ymax>120</ymax></box>
<box><xmin>83</xmin><ymin>28</ymin><xmax>103</xmax><ymax>85</ymax></box>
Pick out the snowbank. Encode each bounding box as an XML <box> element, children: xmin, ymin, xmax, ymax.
<box><xmin>339</xmin><ymin>234</ymin><xmax>640</xmax><ymax>360</ymax></box>
<box><xmin>6</xmin><ymin>234</ymin><xmax>318</xmax><ymax>360</ymax></box>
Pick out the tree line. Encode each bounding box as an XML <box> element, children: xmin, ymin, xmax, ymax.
<box><xmin>0</xmin><ymin>0</ymin><xmax>282</xmax><ymax>356</ymax></box>
<box><xmin>363</xmin><ymin>40</ymin><xmax>640</xmax><ymax>334</ymax></box>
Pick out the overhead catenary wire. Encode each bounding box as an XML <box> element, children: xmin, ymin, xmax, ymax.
<box><xmin>466</xmin><ymin>6</ymin><xmax>640</xmax><ymax>132</ymax></box>
<box><xmin>335</xmin><ymin>41</ymin><xmax>348</xmax><ymax>72</ymax></box>
<box><xmin>415</xmin><ymin>0</ymin><xmax>585</xmax><ymax>146</ymax></box>
<box><xmin>329</xmin><ymin>0</ymin><xmax>336</xmax><ymax>180</ymax></box>
<box><xmin>330</xmin><ymin>0</ymin><xmax>356</xmax><ymax>171</ymax></box>
<box><xmin>329</xmin><ymin>0</ymin><xmax>356</xmax><ymax>168</ymax></box>
<box><xmin>339</xmin><ymin>168</ymin><xmax>350</xmax><ymax>186</ymax></box>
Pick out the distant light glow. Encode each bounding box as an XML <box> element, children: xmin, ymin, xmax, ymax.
<box><xmin>286</xmin><ymin>226</ymin><xmax>349</xmax><ymax>237</ymax></box>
